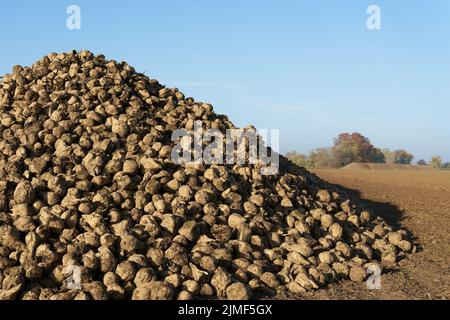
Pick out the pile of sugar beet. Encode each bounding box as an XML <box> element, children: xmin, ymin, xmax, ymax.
<box><xmin>0</xmin><ymin>51</ymin><xmax>415</xmax><ymax>300</ymax></box>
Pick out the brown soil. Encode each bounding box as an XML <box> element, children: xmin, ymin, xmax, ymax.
<box><xmin>286</xmin><ymin>169</ymin><xmax>450</xmax><ymax>300</ymax></box>
<box><xmin>342</xmin><ymin>162</ymin><xmax>434</xmax><ymax>171</ymax></box>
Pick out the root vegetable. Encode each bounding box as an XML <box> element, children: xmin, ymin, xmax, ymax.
<box><xmin>0</xmin><ymin>50</ymin><xmax>414</xmax><ymax>301</ymax></box>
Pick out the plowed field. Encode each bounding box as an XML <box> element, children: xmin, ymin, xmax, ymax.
<box><xmin>294</xmin><ymin>169</ymin><xmax>450</xmax><ymax>300</ymax></box>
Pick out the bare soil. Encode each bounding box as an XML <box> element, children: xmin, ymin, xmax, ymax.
<box><xmin>342</xmin><ymin>162</ymin><xmax>434</xmax><ymax>171</ymax></box>
<box><xmin>286</xmin><ymin>169</ymin><xmax>450</xmax><ymax>300</ymax></box>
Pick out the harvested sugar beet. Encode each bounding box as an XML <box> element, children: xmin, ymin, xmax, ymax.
<box><xmin>0</xmin><ymin>51</ymin><xmax>414</xmax><ymax>300</ymax></box>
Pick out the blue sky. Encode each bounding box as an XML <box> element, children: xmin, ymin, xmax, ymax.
<box><xmin>1</xmin><ymin>1</ymin><xmax>449</xmax><ymax>161</ymax></box>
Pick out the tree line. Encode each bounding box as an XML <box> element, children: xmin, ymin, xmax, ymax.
<box><xmin>286</xmin><ymin>132</ymin><xmax>449</xmax><ymax>169</ymax></box>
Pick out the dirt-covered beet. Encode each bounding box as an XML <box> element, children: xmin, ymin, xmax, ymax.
<box><xmin>0</xmin><ymin>51</ymin><xmax>414</xmax><ymax>300</ymax></box>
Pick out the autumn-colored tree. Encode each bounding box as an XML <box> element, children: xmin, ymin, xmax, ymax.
<box><xmin>286</xmin><ymin>133</ymin><xmax>418</xmax><ymax>169</ymax></box>
<box><xmin>393</xmin><ymin>149</ymin><xmax>414</xmax><ymax>164</ymax></box>
<box><xmin>332</xmin><ymin>132</ymin><xmax>380</xmax><ymax>167</ymax></box>
<box><xmin>429</xmin><ymin>156</ymin><xmax>443</xmax><ymax>168</ymax></box>
<box><xmin>417</xmin><ymin>159</ymin><xmax>427</xmax><ymax>166</ymax></box>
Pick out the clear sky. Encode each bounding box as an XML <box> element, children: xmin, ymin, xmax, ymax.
<box><xmin>1</xmin><ymin>1</ymin><xmax>449</xmax><ymax>161</ymax></box>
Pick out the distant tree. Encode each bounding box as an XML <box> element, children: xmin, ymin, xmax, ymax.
<box><xmin>417</xmin><ymin>159</ymin><xmax>427</xmax><ymax>166</ymax></box>
<box><xmin>393</xmin><ymin>149</ymin><xmax>414</xmax><ymax>164</ymax></box>
<box><xmin>286</xmin><ymin>151</ymin><xmax>309</xmax><ymax>168</ymax></box>
<box><xmin>372</xmin><ymin>148</ymin><xmax>386</xmax><ymax>163</ymax></box>
<box><xmin>443</xmin><ymin>162</ymin><xmax>450</xmax><ymax>169</ymax></box>
<box><xmin>309</xmin><ymin>148</ymin><xmax>336</xmax><ymax>168</ymax></box>
<box><xmin>382</xmin><ymin>148</ymin><xmax>395</xmax><ymax>164</ymax></box>
<box><xmin>286</xmin><ymin>133</ymin><xmax>417</xmax><ymax>169</ymax></box>
<box><xmin>332</xmin><ymin>132</ymin><xmax>379</xmax><ymax>167</ymax></box>
<box><xmin>429</xmin><ymin>156</ymin><xmax>443</xmax><ymax>168</ymax></box>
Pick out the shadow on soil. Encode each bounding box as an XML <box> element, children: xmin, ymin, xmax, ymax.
<box><xmin>282</xmin><ymin>159</ymin><xmax>420</xmax><ymax>253</ymax></box>
<box><xmin>282</xmin><ymin>159</ymin><xmax>406</xmax><ymax>230</ymax></box>
<box><xmin>327</xmin><ymin>181</ymin><xmax>405</xmax><ymax>229</ymax></box>
<box><xmin>324</xmin><ymin>180</ymin><xmax>421</xmax><ymax>253</ymax></box>
<box><xmin>298</xmin><ymin>164</ymin><xmax>422</xmax><ymax>254</ymax></box>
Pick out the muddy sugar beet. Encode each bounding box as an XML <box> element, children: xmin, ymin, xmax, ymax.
<box><xmin>0</xmin><ymin>51</ymin><xmax>414</xmax><ymax>300</ymax></box>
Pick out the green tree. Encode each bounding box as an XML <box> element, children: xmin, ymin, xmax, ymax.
<box><xmin>309</xmin><ymin>148</ymin><xmax>336</xmax><ymax>168</ymax></box>
<box><xmin>393</xmin><ymin>149</ymin><xmax>414</xmax><ymax>164</ymax></box>
<box><xmin>429</xmin><ymin>156</ymin><xmax>443</xmax><ymax>168</ymax></box>
<box><xmin>286</xmin><ymin>151</ymin><xmax>309</xmax><ymax>168</ymax></box>
<box><xmin>372</xmin><ymin>148</ymin><xmax>386</xmax><ymax>163</ymax></box>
